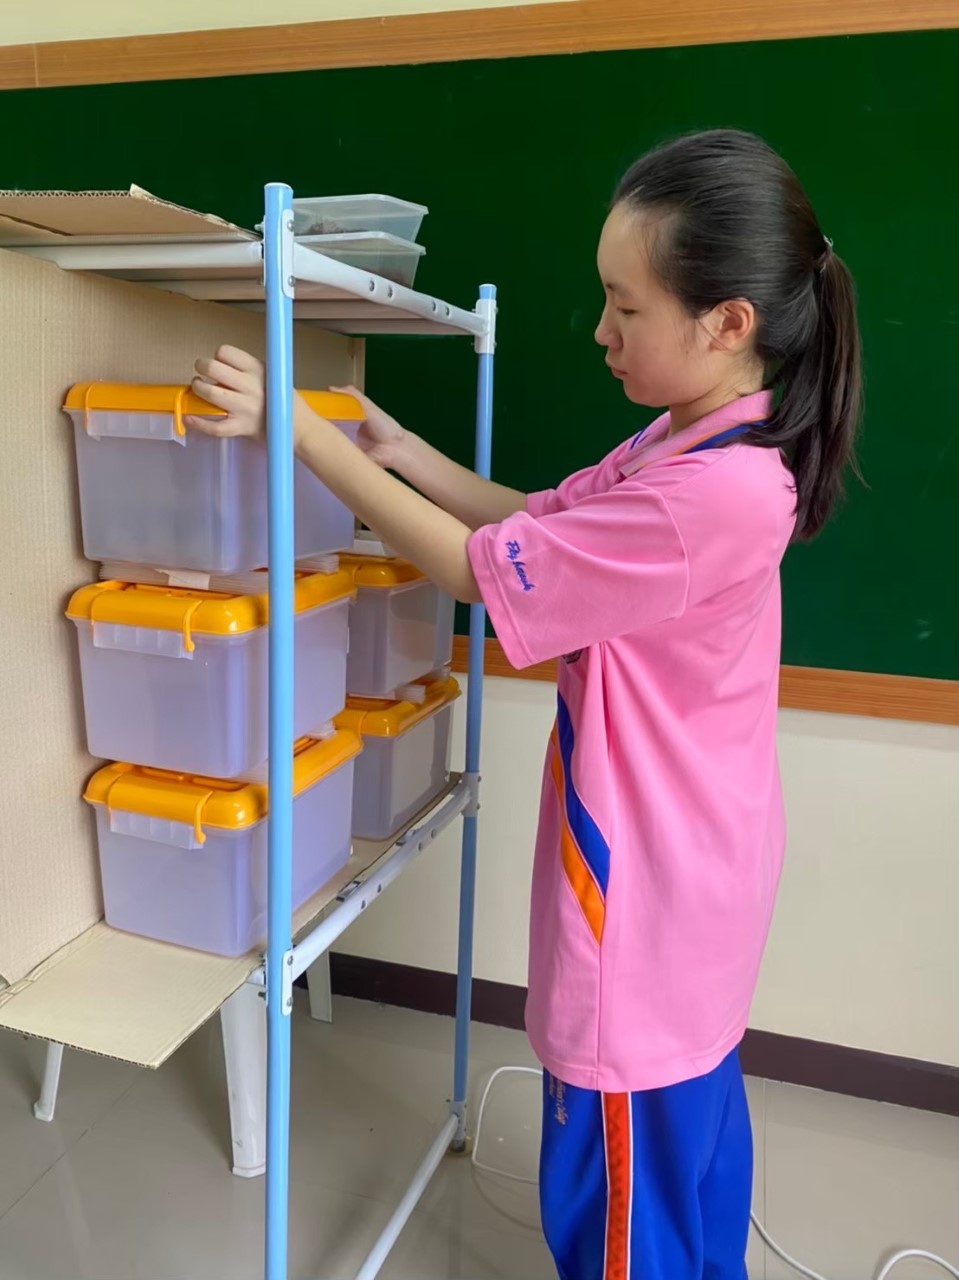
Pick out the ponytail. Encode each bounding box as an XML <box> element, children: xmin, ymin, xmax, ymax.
<box><xmin>614</xmin><ymin>129</ymin><xmax>863</xmax><ymax>542</ymax></box>
<box><xmin>752</xmin><ymin>250</ymin><xmax>862</xmax><ymax>541</ymax></box>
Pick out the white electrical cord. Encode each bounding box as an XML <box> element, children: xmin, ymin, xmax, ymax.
<box><xmin>749</xmin><ymin>1212</ymin><xmax>959</xmax><ymax>1280</ymax></box>
<box><xmin>471</xmin><ymin>1065</ymin><xmax>542</xmax><ymax>1185</ymax></box>
<box><xmin>874</xmin><ymin>1254</ymin><xmax>959</xmax><ymax>1280</ymax></box>
<box><xmin>470</xmin><ymin>1066</ymin><xmax>959</xmax><ymax>1280</ymax></box>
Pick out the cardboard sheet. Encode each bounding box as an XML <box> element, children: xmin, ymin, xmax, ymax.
<box><xmin>0</xmin><ymin>246</ymin><xmax>357</xmax><ymax>994</ymax></box>
<box><xmin>0</xmin><ymin>785</ymin><xmax>459</xmax><ymax>1068</ymax></box>
<box><xmin>0</xmin><ymin>924</ymin><xmax>250</xmax><ymax>1069</ymax></box>
<box><xmin>0</xmin><ymin>185</ymin><xmax>255</xmax><ymax>245</ymax></box>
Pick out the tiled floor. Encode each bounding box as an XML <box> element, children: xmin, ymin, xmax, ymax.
<box><xmin>0</xmin><ymin>995</ymin><xmax>956</xmax><ymax>1279</ymax></box>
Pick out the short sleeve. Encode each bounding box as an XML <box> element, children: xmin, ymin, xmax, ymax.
<box><xmin>466</xmin><ymin>481</ymin><xmax>689</xmax><ymax>669</ymax></box>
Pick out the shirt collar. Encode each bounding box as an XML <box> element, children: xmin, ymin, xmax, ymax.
<box><xmin>619</xmin><ymin>391</ymin><xmax>774</xmax><ymax>479</ymax></box>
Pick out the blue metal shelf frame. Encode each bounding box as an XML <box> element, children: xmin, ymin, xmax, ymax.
<box><xmin>262</xmin><ymin>183</ymin><xmax>495</xmax><ymax>1280</ymax></box>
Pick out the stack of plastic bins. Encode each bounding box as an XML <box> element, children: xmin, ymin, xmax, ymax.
<box><xmin>63</xmin><ymin>382</ymin><xmax>368</xmax><ymax>956</ymax></box>
<box><xmin>330</xmin><ymin>550</ymin><xmax>460</xmax><ymax>839</ymax></box>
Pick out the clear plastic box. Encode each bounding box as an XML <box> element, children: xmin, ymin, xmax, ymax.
<box><xmin>84</xmin><ymin>732</ymin><xmax>361</xmax><ymax>957</ymax></box>
<box><xmin>64</xmin><ymin>384</ymin><xmax>364</xmax><ymax>572</ymax></box>
<box><xmin>297</xmin><ymin>231</ymin><xmax>425</xmax><ymax>287</ymax></box>
<box><xmin>291</xmin><ymin>194</ymin><xmax>427</xmax><ymax>242</ymax></box>
<box><xmin>337</xmin><ymin>554</ymin><xmax>454</xmax><ymax>698</ymax></box>
<box><xmin>337</xmin><ymin>677</ymin><xmax>460</xmax><ymax>841</ymax></box>
<box><xmin>67</xmin><ymin>570</ymin><xmax>355</xmax><ymax>777</ymax></box>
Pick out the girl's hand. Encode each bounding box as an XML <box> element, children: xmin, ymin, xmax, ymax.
<box><xmin>185</xmin><ymin>345</ymin><xmax>266</xmax><ymax>440</ymax></box>
<box><xmin>331</xmin><ymin>384</ymin><xmax>406</xmax><ymax>469</ymax></box>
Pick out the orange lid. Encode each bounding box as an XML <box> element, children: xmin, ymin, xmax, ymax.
<box><xmin>338</xmin><ymin>553</ymin><xmax>425</xmax><ymax>589</ymax></box>
<box><xmin>66</xmin><ymin>569</ymin><xmax>354</xmax><ymax>649</ymax></box>
<box><xmin>64</xmin><ymin>383</ymin><xmax>363</xmax><ymax>438</ymax></box>
<box><xmin>84</xmin><ymin>731</ymin><xmax>361</xmax><ymax>844</ymax></box>
<box><xmin>335</xmin><ymin>676</ymin><xmax>460</xmax><ymax>738</ymax></box>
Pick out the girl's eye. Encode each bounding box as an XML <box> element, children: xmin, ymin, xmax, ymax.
<box><xmin>617</xmin><ymin>307</ymin><xmax>637</xmax><ymax>317</ymax></box>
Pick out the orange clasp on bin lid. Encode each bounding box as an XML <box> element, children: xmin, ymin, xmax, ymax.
<box><xmin>64</xmin><ymin>383</ymin><xmax>365</xmax><ymax>437</ymax></box>
<box><xmin>335</xmin><ymin>676</ymin><xmax>461</xmax><ymax>739</ymax></box>
<box><xmin>66</xmin><ymin>571</ymin><xmax>356</xmax><ymax>647</ymax></box>
<box><xmin>83</xmin><ymin>731</ymin><xmax>363</xmax><ymax>843</ymax></box>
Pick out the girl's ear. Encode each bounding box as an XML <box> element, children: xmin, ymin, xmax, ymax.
<box><xmin>701</xmin><ymin>299</ymin><xmax>757</xmax><ymax>354</ymax></box>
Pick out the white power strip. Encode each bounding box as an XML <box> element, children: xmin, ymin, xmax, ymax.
<box><xmin>470</xmin><ymin>1067</ymin><xmax>959</xmax><ymax>1280</ymax></box>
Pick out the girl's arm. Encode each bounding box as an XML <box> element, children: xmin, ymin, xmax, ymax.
<box><xmin>336</xmin><ymin>385</ymin><xmax>526</xmax><ymax>530</ymax></box>
<box><xmin>294</xmin><ymin>396</ymin><xmax>481</xmax><ymax>602</ymax></box>
<box><xmin>186</xmin><ymin>347</ymin><xmax>483</xmax><ymax>604</ymax></box>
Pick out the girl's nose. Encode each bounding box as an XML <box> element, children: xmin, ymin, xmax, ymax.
<box><xmin>595</xmin><ymin>312</ymin><xmax>620</xmax><ymax>349</ymax></box>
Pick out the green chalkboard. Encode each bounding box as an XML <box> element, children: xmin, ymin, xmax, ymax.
<box><xmin>1</xmin><ymin>30</ymin><xmax>955</xmax><ymax>677</ymax></box>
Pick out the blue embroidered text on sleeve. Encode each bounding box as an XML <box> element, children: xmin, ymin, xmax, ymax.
<box><xmin>505</xmin><ymin>540</ymin><xmax>535</xmax><ymax>592</ymax></box>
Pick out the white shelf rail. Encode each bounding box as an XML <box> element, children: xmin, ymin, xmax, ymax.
<box><xmin>10</xmin><ymin>237</ymin><xmax>487</xmax><ymax>337</ymax></box>
<box><xmin>245</xmin><ymin>778</ymin><xmax>473</xmax><ymax>988</ymax></box>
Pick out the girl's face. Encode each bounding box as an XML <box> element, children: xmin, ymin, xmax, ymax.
<box><xmin>594</xmin><ymin>204</ymin><xmax>757</xmax><ymax>411</ymax></box>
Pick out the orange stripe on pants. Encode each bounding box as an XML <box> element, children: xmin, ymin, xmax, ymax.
<box><xmin>603</xmin><ymin>1092</ymin><xmax>631</xmax><ymax>1280</ymax></box>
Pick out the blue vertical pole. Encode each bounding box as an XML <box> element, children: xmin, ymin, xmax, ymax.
<box><xmin>263</xmin><ymin>183</ymin><xmax>295</xmax><ymax>1280</ymax></box>
<box><xmin>452</xmin><ymin>284</ymin><xmax>496</xmax><ymax>1148</ymax></box>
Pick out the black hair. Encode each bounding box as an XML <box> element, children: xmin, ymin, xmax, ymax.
<box><xmin>613</xmin><ymin>129</ymin><xmax>862</xmax><ymax>541</ymax></box>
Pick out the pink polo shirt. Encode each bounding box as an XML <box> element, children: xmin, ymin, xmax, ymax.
<box><xmin>467</xmin><ymin>392</ymin><xmax>795</xmax><ymax>1093</ymax></box>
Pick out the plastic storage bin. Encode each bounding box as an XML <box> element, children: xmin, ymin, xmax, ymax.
<box><xmin>84</xmin><ymin>731</ymin><xmax>361</xmax><ymax>957</ymax></box>
<box><xmin>297</xmin><ymin>232</ymin><xmax>425</xmax><ymax>287</ymax></box>
<box><xmin>67</xmin><ymin>569</ymin><xmax>355</xmax><ymax>776</ymax></box>
<box><xmin>336</xmin><ymin>677</ymin><xmax>460</xmax><ymax>841</ymax></box>
<box><xmin>64</xmin><ymin>384</ymin><xmax>364</xmax><ymax>572</ymax></box>
<box><xmin>339</xmin><ymin>554</ymin><xmax>454</xmax><ymax>698</ymax></box>
<box><xmin>291</xmin><ymin>194</ymin><xmax>427</xmax><ymax>241</ymax></box>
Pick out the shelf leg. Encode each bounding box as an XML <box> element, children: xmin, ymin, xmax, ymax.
<box><xmin>306</xmin><ymin>951</ymin><xmax>333</xmax><ymax>1024</ymax></box>
<box><xmin>451</xmin><ymin>283</ymin><xmax>496</xmax><ymax>1151</ymax></box>
<box><xmin>33</xmin><ymin>1042</ymin><xmax>64</xmax><ymax>1122</ymax></box>
<box><xmin>221</xmin><ymin>984</ymin><xmax>267</xmax><ymax>1178</ymax></box>
<box><xmin>263</xmin><ymin>180</ymin><xmax>297</xmax><ymax>1280</ymax></box>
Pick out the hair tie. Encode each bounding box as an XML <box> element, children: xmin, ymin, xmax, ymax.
<box><xmin>818</xmin><ymin>236</ymin><xmax>834</xmax><ymax>274</ymax></box>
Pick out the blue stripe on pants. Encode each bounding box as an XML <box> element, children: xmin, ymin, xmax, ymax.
<box><xmin>539</xmin><ymin>1049</ymin><xmax>753</xmax><ymax>1280</ymax></box>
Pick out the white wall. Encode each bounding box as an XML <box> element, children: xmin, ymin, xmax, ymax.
<box><xmin>339</xmin><ymin>676</ymin><xmax>959</xmax><ymax>1067</ymax></box>
<box><xmin>0</xmin><ymin>0</ymin><xmax>567</xmax><ymax>46</ymax></box>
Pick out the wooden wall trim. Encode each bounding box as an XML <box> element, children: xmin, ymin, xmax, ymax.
<box><xmin>450</xmin><ymin>636</ymin><xmax>959</xmax><ymax>725</ymax></box>
<box><xmin>2</xmin><ymin>0</ymin><xmax>957</xmax><ymax>91</ymax></box>
<box><xmin>776</xmin><ymin>665</ymin><xmax>959</xmax><ymax>725</ymax></box>
<box><xmin>453</xmin><ymin>635</ymin><xmax>558</xmax><ymax>685</ymax></box>
<box><xmin>0</xmin><ymin>42</ymin><xmax>36</xmax><ymax>90</ymax></box>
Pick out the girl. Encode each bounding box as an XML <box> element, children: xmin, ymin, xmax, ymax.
<box><xmin>188</xmin><ymin>129</ymin><xmax>861</xmax><ymax>1280</ymax></box>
